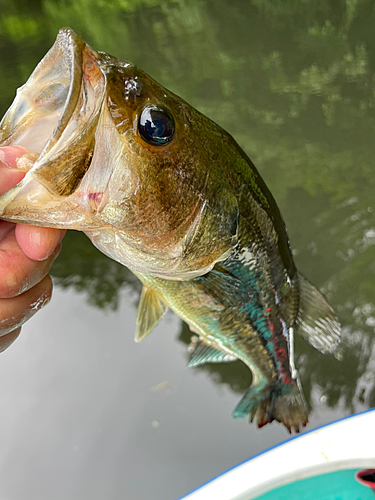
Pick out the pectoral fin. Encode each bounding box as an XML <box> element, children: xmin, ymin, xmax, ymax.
<box><xmin>195</xmin><ymin>268</ymin><xmax>251</xmax><ymax>307</ymax></box>
<box><xmin>295</xmin><ymin>273</ymin><xmax>341</xmax><ymax>354</ymax></box>
<box><xmin>187</xmin><ymin>339</ymin><xmax>237</xmax><ymax>367</ymax></box>
<box><xmin>135</xmin><ymin>286</ymin><xmax>168</xmax><ymax>342</ymax></box>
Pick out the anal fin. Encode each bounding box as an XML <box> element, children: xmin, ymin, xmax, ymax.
<box><xmin>135</xmin><ymin>286</ymin><xmax>168</xmax><ymax>342</ymax></box>
<box><xmin>187</xmin><ymin>339</ymin><xmax>237</xmax><ymax>367</ymax></box>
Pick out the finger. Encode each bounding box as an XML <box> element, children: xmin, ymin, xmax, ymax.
<box><xmin>0</xmin><ymin>328</ymin><xmax>22</xmax><ymax>353</ymax></box>
<box><xmin>0</xmin><ymin>146</ymin><xmax>30</xmax><ymax>168</ymax></box>
<box><xmin>0</xmin><ymin>220</ymin><xmax>15</xmax><ymax>242</ymax></box>
<box><xmin>0</xmin><ymin>146</ymin><xmax>65</xmax><ymax>260</ymax></box>
<box><xmin>0</xmin><ymin>228</ymin><xmax>62</xmax><ymax>298</ymax></box>
<box><xmin>0</xmin><ymin>146</ymin><xmax>29</xmax><ymax>195</ymax></box>
<box><xmin>15</xmin><ymin>224</ymin><xmax>66</xmax><ymax>261</ymax></box>
<box><xmin>0</xmin><ymin>275</ymin><xmax>52</xmax><ymax>337</ymax></box>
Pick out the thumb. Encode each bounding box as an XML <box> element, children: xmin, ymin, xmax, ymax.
<box><xmin>0</xmin><ymin>146</ymin><xmax>30</xmax><ymax>195</ymax></box>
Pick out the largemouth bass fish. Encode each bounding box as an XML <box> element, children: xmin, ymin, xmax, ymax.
<box><xmin>0</xmin><ymin>29</ymin><xmax>340</xmax><ymax>432</ymax></box>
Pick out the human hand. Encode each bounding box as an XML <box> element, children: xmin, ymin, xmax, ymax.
<box><xmin>0</xmin><ymin>146</ymin><xmax>65</xmax><ymax>352</ymax></box>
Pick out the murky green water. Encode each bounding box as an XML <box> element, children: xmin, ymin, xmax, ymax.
<box><xmin>0</xmin><ymin>1</ymin><xmax>374</xmax><ymax>499</ymax></box>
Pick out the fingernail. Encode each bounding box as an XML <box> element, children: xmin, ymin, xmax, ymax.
<box><xmin>0</xmin><ymin>149</ymin><xmax>11</xmax><ymax>168</ymax></box>
<box><xmin>0</xmin><ymin>146</ymin><xmax>30</xmax><ymax>168</ymax></box>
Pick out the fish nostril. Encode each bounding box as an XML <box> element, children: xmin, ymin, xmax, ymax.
<box><xmin>124</xmin><ymin>77</ymin><xmax>141</xmax><ymax>100</ymax></box>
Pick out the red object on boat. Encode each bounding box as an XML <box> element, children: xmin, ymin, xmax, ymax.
<box><xmin>355</xmin><ymin>469</ymin><xmax>375</xmax><ymax>491</ymax></box>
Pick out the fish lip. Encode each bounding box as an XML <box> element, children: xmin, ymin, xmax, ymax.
<box><xmin>0</xmin><ymin>28</ymin><xmax>106</xmax><ymax>200</ymax></box>
<box><xmin>40</xmin><ymin>28</ymin><xmax>86</xmax><ymax>156</ymax></box>
<box><xmin>0</xmin><ymin>28</ymin><xmax>87</xmax><ymax>150</ymax></box>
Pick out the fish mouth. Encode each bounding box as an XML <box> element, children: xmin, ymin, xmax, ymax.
<box><xmin>0</xmin><ymin>28</ymin><xmax>105</xmax><ymax>197</ymax></box>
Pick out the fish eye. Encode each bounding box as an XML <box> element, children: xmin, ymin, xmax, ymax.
<box><xmin>138</xmin><ymin>105</ymin><xmax>175</xmax><ymax>146</ymax></box>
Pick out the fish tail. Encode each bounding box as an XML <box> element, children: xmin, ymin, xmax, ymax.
<box><xmin>232</xmin><ymin>378</ymin><xmax>308</xmax><ymax>433</ymax></box>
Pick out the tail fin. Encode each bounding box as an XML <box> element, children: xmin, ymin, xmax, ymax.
<box><xmin>296</xmin><ymin>273</ymin><xmax>340</xmax><ymax>354</ymax></box>
<box><xmin>232</xmin><ymin>379</ymin><xmax>308</xmax><ymax>434</ymax></box>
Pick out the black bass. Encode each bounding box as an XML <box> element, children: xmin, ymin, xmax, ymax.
<box><xmin>0</xmin><ymin>29</ymin><xmax>340</xmax><ymax>432</ymax></box>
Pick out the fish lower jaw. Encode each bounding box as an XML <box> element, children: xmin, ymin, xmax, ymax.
<box><xmin>85</xmin><ymin>227</ymin><xmax>232</xmax><ymax>279</ymax></box>
<box><xmin>85</xmin><ymin>228</ymin><xmax>221</xmax><ymax>280</ymax></box>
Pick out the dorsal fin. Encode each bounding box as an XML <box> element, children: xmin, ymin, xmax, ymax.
<box><xmin>135</xmin><ymin>286</ymin><xmax>168</xmax><ymax>342</ymax></box>
<box><xmin>187</xmin><ymin>339</ymin><xmax>237</xmax><ymax>367</ymax></box>
<box><xmin>295</xmin><ymin>273</ymin><xmax>341</xmax><ymax>354</ymax></box>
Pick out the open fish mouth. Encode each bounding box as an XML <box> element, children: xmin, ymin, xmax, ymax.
<box><xmin>0</xmin><ymin>28</ymin><xmax>105</xmax><ymax>197</ymax></box>
<box><xmin>0</xmin><ymin>28</ymin><xmax>238</xmax><ymax>278</ymax></box>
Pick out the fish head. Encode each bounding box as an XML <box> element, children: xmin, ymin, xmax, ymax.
<box><xmin>0</xmin><ymin>29</ymin><xmax>239</xmax><ymax>279</ymax></box>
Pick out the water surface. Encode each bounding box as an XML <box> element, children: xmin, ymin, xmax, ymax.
<box><xmin>0</xmin><ymin>1</ymin><xmax>374</xmax><ymax>499</ymax></box>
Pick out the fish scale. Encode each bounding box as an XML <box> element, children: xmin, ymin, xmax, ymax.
<box><xmin>0</xmin><ymin>28</ymin><xmax>341</xmax><ymax>433</ymax></box>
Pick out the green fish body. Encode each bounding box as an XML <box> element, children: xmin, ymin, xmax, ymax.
<box><xmin>133</xmin><ymin>140</ymin><xmax>339</xmax><ymax>433</ymax></box>
<box><xmin>0</xmin><ymin>29</ymin><xmax>340</xmax><ymax>432</ymax></box>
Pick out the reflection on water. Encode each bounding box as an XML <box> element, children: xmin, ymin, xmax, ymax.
<box><xmin>0</xmin><ymin>0</ymin><xmax>375</xmax><ymax>497</ymax></box>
